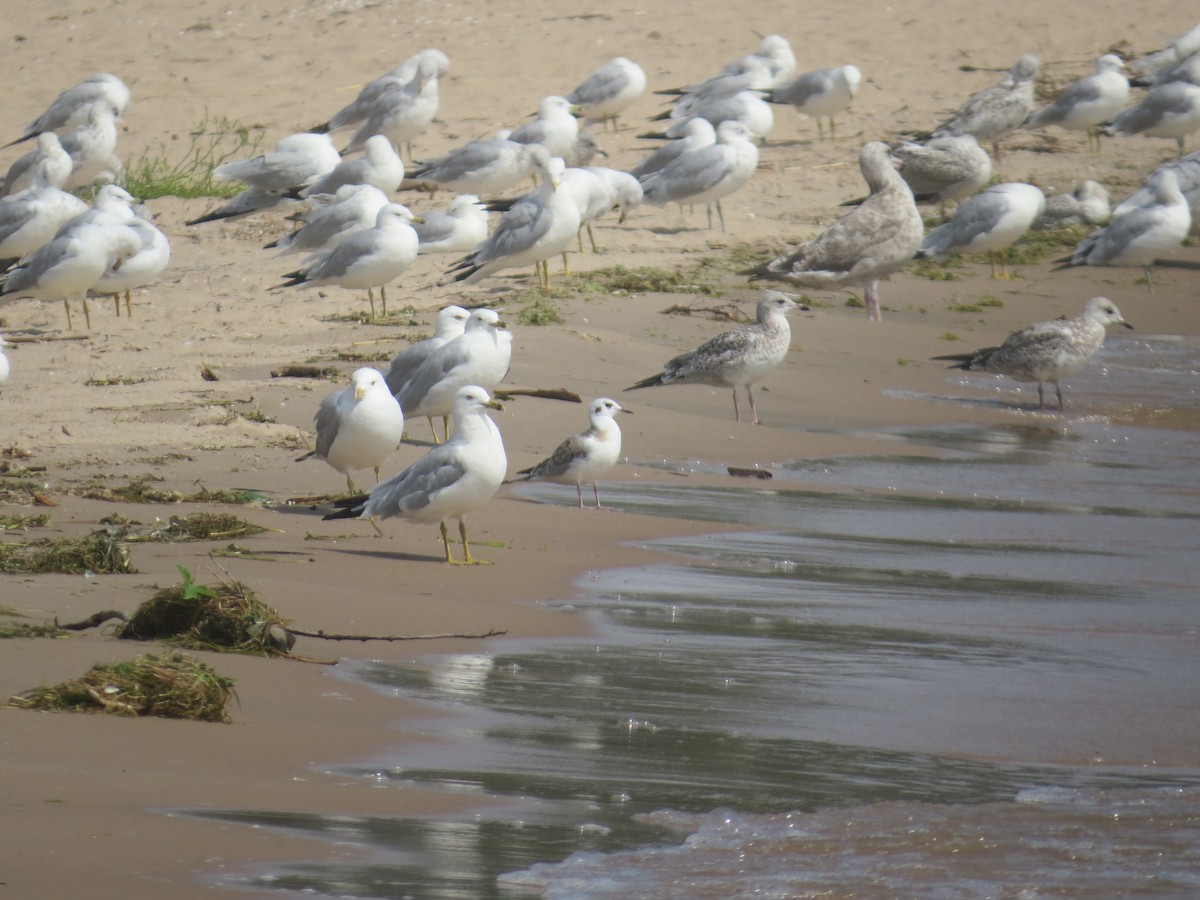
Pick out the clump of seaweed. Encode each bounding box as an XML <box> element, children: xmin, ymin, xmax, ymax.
<box><xmin>0</xmin><ymin>531</ymin><xmax>134</xmax><ymax>575</ymax></box>
<box><xmin>8</xmin><ymin>652</ymin><xmax>236</xmax><ymax>722</ymax></box>
<box><xmin>118</xmin><ymin>566</ymin><xmax>294</xmax><ymax>655</ymax></box>
<box><xmin>0</xmin><ymin>621</ymin><xmax>69</xmax><ymax>639</ymax></box>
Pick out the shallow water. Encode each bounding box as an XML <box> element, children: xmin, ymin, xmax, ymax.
<box><xmin>204</xmin><ymin>334</ymin><xmax>1200</xmax><ymax>898</ymax></box>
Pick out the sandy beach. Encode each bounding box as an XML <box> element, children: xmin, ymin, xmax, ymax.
<box><xmin>2</xmin><ymin>0</ymin><xmax>1198</xmax><ymax>894</ymax></box>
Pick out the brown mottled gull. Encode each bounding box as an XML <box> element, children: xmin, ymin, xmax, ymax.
<box><xmin>933</xmin><ymin>53</ymin><xmax>1039</xmax><ymax>160</ymax></box>
<box><xmin>934</xmin><ymin>297</ymin><xmax>1131</xmax><ymax>410</ymax></box>
<box><xmin>752</xmin><ymin>141</ymin><xmax>923</xmax><ymax>322</ymax></box>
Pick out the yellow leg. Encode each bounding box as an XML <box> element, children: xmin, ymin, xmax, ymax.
<box><xmin>82</xmin><ymin>298</ymin><xmax>92</xmax><ymax>331</ymax></box>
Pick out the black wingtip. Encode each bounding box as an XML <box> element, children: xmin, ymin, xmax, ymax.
<box><xmin>322</xmin><ymin>493</ymin><xmax>369</xmax><ymax>520</ymax></box>
<box><xmin>309</xmin><ymin>123</ymin><xmax>332</xmax><ymax>135</ymax></box>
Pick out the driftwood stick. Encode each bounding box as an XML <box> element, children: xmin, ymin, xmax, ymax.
<box><xmin>492</xmin><ymin>387</ymin><xmax>581</xmax><ymax>403</ymax></box>
<box><xmin>288</xmin><ymin>627</ymin><xmax>507</xmax><ymax>642</ymax></box>
<box><xmin>60</xmin><ymin>610</ymin><xmax>129</xmax><ymax>630</ymax></box>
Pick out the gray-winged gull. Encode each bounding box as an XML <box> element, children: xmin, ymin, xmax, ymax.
<box><xmin>769</xmin><ymin>64</ymin><xmax>862</xmax><ymax>139</ymax></box>
<box><xmin>567</xmin><ymin>57</ymin><xmax>647</xmax><ymax>131</ymax></box>
<box><xmin>917</xmin><ymin>182</ymin><xmax>1046</xmax><ymax>277</ymax></box>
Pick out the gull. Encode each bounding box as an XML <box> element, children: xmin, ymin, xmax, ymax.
<box><xmin>659</xmin><ymin>61</ymin><xmax>776</xmax><ymax>121</ymax></box>
<box><xmin>312</xmin><ymin>48</ymin><xmax>450</xmax><ymax>134</ymax></box>
<box><xmin>769</xmin><ymin>64</ymin><xmax>862</xmax><ymax>139</ymax></box>
<box><xmin>307</xmin><ymin>367</ymin><xmax>405</xmax><ymax>494</ymax></box>
<box><xmin>506</xmin><ymin>96</ymin><xmax>581</xmax><ymax>160</ymax></box>
<box><xmin>1130</xmin><ymin>21</ymin><xmax>1200</xmax><ymax>82</ymax></box>
<box><xmin>629</xmin><ymin>118</ymin><xmax>716</xmax><ymax>181</ymax></box>
<box><xmin>564</xmin><ymin>128</ymin><xmax>606</xmax><ymax>167</ymax></box>
<box><xmin>412</xmin><ymin>194</ymin><xmax>490</xmax><ymax>253</ymax></box>
<box><xmin>917</xmin><ymin>182</ymin><xmax>1046</xmax><ymax>278</ymax></box>
<box><xmin>1024</xmin><ymin>54</ymin><xmax>1128</xmax><ymax>149</ymax></box>
<box><xmin>54</xmin><ymin>183</ymin><xmax>138</xmax><ymax>236</ymax></box>
<box><xmin>395</xmin><ymin>308</ymin><xmax>511</xmax><ymax>438</ymax></box>
<box><xmin>572</xmin><ymin>166</ymin><xmax>642</xmax><ymax>252</ymax></box>
<box><xmin>1112</xmin><ymin>151</ymin><xmax>1200</xmax><ymax>223</ymax></box>
<box><xmin>5</xmin><ymin>73</ymin><xmax>130</xmax><ymax>148</ymax></box>
<box><xmin>639</xmin><ymin>120</ymin><xmax>759</xmax><ymax>232</ymax></box>
<box><xmin>720</xmin><ymin>35</ymin><xmax>797</xmax><ymax>87</ymax></box>
<box><xmin>656</xmin><ymin>90</ymin><xmax>775</xmax><ymax>141</ymax></box>
<box><xmin>275</xmin><ymin>203</ymin><xmax>422</xmax><ymax>317</ymax></box>
<box><xmin>1056</xmin><ymin>169</ymin><xmax>1190</xmax><ymax>291</ymax></box>
<box><xmin>933</xmin><ymin>53</ymin><xmax>1040</xmax><ymax>160</ymax></box>
<box><xmin>888</xmin><ymin>134</ymin><xmax>992</xmax><ymax>213</ymax></box>
<box><xmin>59</xmin><ymin>105</ymin><xmax>122</xmax><ymax>191</ymax></box>
<box><xmin>1103</xmin><ymin>81</ymin><xmax>1200</xmax><ymax>156</ymax></box>
<box><xmin>408</xmin><ymin>136</ymin><xmax>550</xmax><ymax>195</ymax></box>
<box><xmin>324</xmin><ymin>385</ymin><xmax>507</xmax><ymax>565</ymax></box>
<box><xmin>298</xmin><ymin>135</ymin><xmax>404</xmax><ymax>198</ymax></box>
<box><xmin>934</xmin><ymin>297</ymin><xmax>1131</xmax><ymax>409</ymax></box>
<box><xmin>752</xmin><ymin>141</ymin><xmax>923</xmax><ymax>321</ymax></box>
<box><xmin>266</xmin><ymin>183</ymin><xmax>390</xmax><ymax>256</ymax></box>
<box><xmin>444</xmin><ymin>154</ymin><xmax>581</xmax><ymax>287</ymax></box>
<box><xmin>185</xmin><ymin>132</ymin><xmax>340</xmax><ymax>225</ymax></box>
<box><xmin>383</xmin><ymin>304</ymin><xmax>471</xmax><ymax>396</ymax></box>
<box><xmin>0</xmin><ymin>221</ymin><xmax>140</xmax><ymax>330</ymax></box>
<box><xmin>508</xmin><ymin>398</ymin><xmax>628</xmax><ymax>508</ymax></box>
<box><xmin>1035</xmin><ymin>180</ymin><xmax>1111</xmax><ymax>229</ymax></box>
<box><xmin>342</xmin><ymin>55</ymin><xmax>442</xmax><ymax>156</ymax></box>
<box><xmin>566</xmin><ymin>57</ymin><xmax>647</xmax><ymax>131</ymax></box>
<box><xmin>626</xmin><ymin>291</ymin><xmax>799</xmax><ymax>424</ymax></box>
<box><xmin>88</xmin><ymin>216</ymin><xmax>170</xmax><ymax>317</ymax></box>
<box><xmin>0</xmin><ymin>185</ymin><xmax>88</xmax><ymax>264</ymax></box>
<box><xmin>3</xmin><ymin>132</ymin><xmax>73</xmax><ymax>197</ymax></box>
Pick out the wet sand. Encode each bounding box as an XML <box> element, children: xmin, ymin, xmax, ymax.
<box><xmin>1</xmin><ymin>0</ymin><xmax>1198</xmax><ymax>894</ymax></box>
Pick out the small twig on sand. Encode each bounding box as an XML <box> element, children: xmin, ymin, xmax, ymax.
<box><xmin>492</xmin><ymin>388</ymin><xmax>581</xmax><ymax>403</ymax></box>
<box><xmin>288</xmin><ymin>627</ymin><xmax>507</xmax><ymax>642</ymax></box>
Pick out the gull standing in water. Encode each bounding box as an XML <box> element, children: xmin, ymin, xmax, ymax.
<box><xmin>508</xmin><ymin>398</ymin><xmax>628</xmax><ymax>508</ymax></box>
<box><xmin>638</xmin><ymin>120</ymin><xmax>759</xmax><ymax>232</ymax></box>
<box><xmin>626</xmin><ymin>291</ymin><xmax>799</xmax><ymax>424</ymax></box>
<box><xmin>752</xmin><ymin>141</ymin><xmax>922</xmax><ymax>322</ymax></box>
<box><xmin>274</xmin><ymin>203</ymin><xmax>423</xmax><ymax>318</ymax></box>
<box><xmin>769</xmin><ymin>64</ymin><xmax>862</xmax><ymax>139</ymax></box>
<box><xmin>1024</xmin><ymin>54</ymin><xmax>1128</xmax><ymax>149</ymax></box>
<box><xmin>566</xmin><ymin>57</ymin><xmax>647</xmax><ymax>132</ymax></box>
<box><xmin>1057</xmin><ymin>169</ymin><xmax>1190</xmax><ymax>291</ymax></box>
<box><xmin>306</xmin><ymin>367</ymin><xmax>405</xmax><ymax>494</ymax></box>
<box><xmin>917</xmin><ymin>182</ymin><xmax>1046</xmax><ymax>278</ymax></box>
<box><xmin>933</xmin><ymin>53</ymin><xmax>1039</xmax><ymax>160</ymax></box>
<box><xmin>324</xmin><ymin>385</ymin><xmax>507</xmax><ymax>565</ymax></box>
<box><xmin>934</xmin><ymin>297</ymin><xmax>1131</xmax><ymax>410</ymax></box>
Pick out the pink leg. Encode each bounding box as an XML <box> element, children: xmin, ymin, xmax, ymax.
<box><xmin>865</xmin><ymin>280</ymin><xmax>883</xmax><ymax>322</ymax></box>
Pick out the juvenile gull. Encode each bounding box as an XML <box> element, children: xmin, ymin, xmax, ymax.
<box><xmin>6</xmin><ymin>73</ymin><xmax>130</xmax><ymax>148</ymax></box>
<box><xmin>444</xmin><ymin>155</ymin><xmax>581</xmax><ymax>287</ymax></box>
<box><xmin>384</xmin><ymin>304</ymin><xmax>471</xmax><ymax>396</ymax></box>
<box><xmin>324</xmin><ymin>385</ymin><xmax>507</xmax><ymax>565</ymax></box>
<box><xmin>917</xmin><ymin>182</ymin><xmax>1046</xmax><ymax>278</ymax></box>
<box><xmin>626</xmin><ymin>291</ymin><xmax>798</xmax><ymax>424</ymax></box>
<box><xmin>395</xmin><ymin>308</ymin><xmax>511</xmax><ymax>437</ymax></box>
<box><xmin>186</xmin><ymin>132</ymin><xmax>340</xmax><ymax>225</ymax></box>
<box><xmin>1024</xmin><ymin>54</ymin><xmax>1128</xmax><ymax>148</ymax></box>
<box><xmin>308</xmin><ymin>366</ymin><xmax>405</xmax><ymax>493</ymax></box>
<box><xmin>1057</xmin><ymin>169</ymin><xmax>1190</xmax><ymax>291</ymax></box>
<box><xmin>298</xmin><ymin>135</ymin><xmax>404</xmax><ymax>198</ymax></box>
<box><xmin>1035</xmin><ymin>180</ymin><xmax>1111</xmax><ymax>229</ymax></box>
<box><xmin>412</xmin><ymin>194</ymin><xmax>490</xmax><ymax>253</ymax></box>
<box><xmin>934</xmin><ymin>297</ymin><xmax>1131</xmax><ymax>409</ymax></box>
<box><xmin>933</xmin><ymin>53</ymin><xmax>1039</xmax><ymax>160</ymax></box>
<box><xmin>567</xmin><ymin>57</ymin><xmax>647</xmax><ymax>131</ymax></box>
<box><xmin>508</xmin><ymin>398</ymin><xmax>627</xmax><ymax>508</ymax></box>
<box><xmin>752</xmin><ymin>141</ymin><xmax>923</xmax><ymax>322</ymax></box>
<box><xmin>59</xmin><ymin>105</ymin><xmax>123</xmax><ymax>191</ymax></box>
<box><xmin>266</xmin><ymin>184</ymin><xmax>390</xmax><ymax>256</ymax></box>
<box><xmin>888</xmin><ymin>133</ymin><xmax>993</xmax><ymax>211</ymax></box>
<box><xmin>638</xmin><ymin>120</ymin><xmax>759</xmax><ymax>232</ymax></box>
<box><xmin>275</xmin><ymin>203</ymin><xmax>423</xmax><ymax>318</ymax></box>
<box><xmin>769</xmin><ymin>64</ymin><xmax>862</xmax><ymax>140</ymax></box>
<box><xmin>1103</xmin><ymin>81</ymin><xmax>1200</xmax><ymax>156</ymax></box>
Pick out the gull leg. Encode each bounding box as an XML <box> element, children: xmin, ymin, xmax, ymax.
<box><xmin>748</xmin><ymin>387</ymin><xmax>761</xmax><ymax>425</ymax></box>
<box><xmin>593</xmin><ymin>483</ymin><xmax>603</xmax><ymax>509</ymax></box>
<box><xmin>576</xmin><ymin>483</ymin><xmax>584</xmax><ymax>509</ymax></box>
<box><xmin>715</xmin><ymin>200</ymin><xmax>727</xmax><ymax>233</ymax></box>
<box><xmin>988</xmin><ymin>251</ymin><xmax>998</xmax><ymax>279</ymax></box>
<box><xmin>1056</xmin><ymin>383</ymin><xmax>1065</xmax><ymax>411</ymax></box>
<box><xmin>577</xmin><ymin>227</ymin><xmax>585</xmax><ymax>253</ymax></box>
<box><xmin>374</xmin><ymin>466</ymin><xmax>382</xmax><ymax>484</ymax></box>
<box><xmin>1036</xmin><ymin>382</ymin><xmax>1045</xmax><ymax>409</ymax></box>
<box><xmin>64</xmin><ymin>298</ymin><xmax>74</xmax><ymax>331</ymax></box>
<box><xmin>82</xmin><ymin>298</ymin><xmax>92</xmax><ymax>331</ymax></box>
<box><xmin>368</xmin><ymin>516</ymin><xmax>384</xmax><ymax>537</ymax></box>
<box><xmin>439</xmin><ymin>521</ymin><xmax>456</xmax><ymax>563</ymax></box>
<box><xmin>865</xmin><ymin>279</ymin><xmax>883</xmax><ymax>322</ymax></box>
<box><xmin>587</xmin><ymin>222</ymin><xmax>598</xmax><ymax>254</ymax></box>
<box><xmin>381</xmin><ymin>285</ymin><xmax>388</xmax><ymax>318</ymax></box>
<box><xmin>816</xmin><ymin>118</ymin><xmax>825</xmax><ymax>141</ymax></box>
<box><xmin>731</xmin><ymin>387</ymin><xmax>741</xmax><ymax>423</ymax></box>
<box><xmin>829</xmin><ymin>117</ymin><xmax>837</xmax><ymax>141</ymax></box>
<box><xmin>345</xmin><ymin>473</ymin><xmax>356</xmax><ymax>494</ymax></box>
<box><xmin>1144</xmin><ymin>264</ymin><xmax>1155</xmax><ymax>294</ymax></box>
<box><xmin>561</xmin><ymin>251</ymin><xmax>571</xmax><ymax>276</ymax></box>
<box><xmin>367</xmin><ymin>287</ymin><xmax>377</xmax><ymax>319</ymax></box>
<box><xmin>113</xmin><ymin>293</ymin><xmax>121</xmax><ymax>317</ymax></box>
<box><xmin>705</xmin><ymin>204</ymin><xmax>714</xmax><ymax>231</ymax></box>
<box><xmin>454</xmin><ymin>519</ymin><xmax>492</xmax><ymax>566</ymax></box>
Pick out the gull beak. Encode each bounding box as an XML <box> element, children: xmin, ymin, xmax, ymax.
<box><xmin>485</xmin><ymin>399</ymin><xmax>505</xmax><ymax>412</ymax></box>
<box><xmin>410</xmin><ymin>214</ymin><xmax>426</xmax><ymax>224</ymax></box>
<box><xmin>354</xmin><ymin>385</ymin><xmax>368</xmax><ymax>400</ymax></box>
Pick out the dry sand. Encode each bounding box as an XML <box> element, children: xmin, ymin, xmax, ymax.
<box><xmin>1</xmin><ymin>0</ymin><xmax>1198</xmax><ymax>894</ymax></box>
